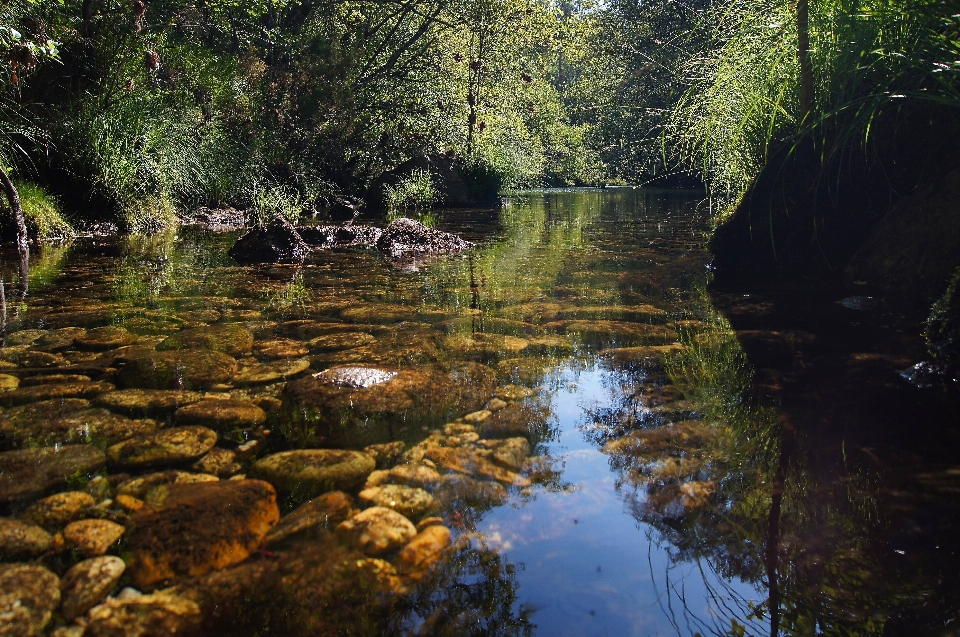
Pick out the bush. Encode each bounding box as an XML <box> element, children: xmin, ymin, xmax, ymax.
<box><xmin>384</xmin><ymin>169</ymin><xmax>437</xmax><ymax>212</ymax></box>
<box><xmin>7</xmin><ymin>182</ymin><xmax>73</xmax><ymax>241</ymax></box>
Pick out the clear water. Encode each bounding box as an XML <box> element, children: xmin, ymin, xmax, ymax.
<box><xmin>1</xmin><ymin>189</ymin><xmax>957</xmax><ymax>636</ymax></box>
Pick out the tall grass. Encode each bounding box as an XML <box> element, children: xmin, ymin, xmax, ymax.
<box><xmin>673</xmin><ymin>0</ymin><xmax>960</xmax><ymax>211</ymax></box>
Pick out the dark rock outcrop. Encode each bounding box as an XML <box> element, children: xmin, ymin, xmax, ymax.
<box><xmin>228</xmin><ymin>216</ymin><xmax>309</xmax><ymax>264</ymax></box>
<box><xmin>297</xmin><ymin>225</ymin><xmax>383</xmax><ymax>249</ymax></box>
<box><xmin>375</xmin><ymin>218</ymin><xmax>472</xmax><ymax>260</ymax></box>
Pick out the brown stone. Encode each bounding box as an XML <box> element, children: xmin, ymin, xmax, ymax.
<box><xmin>63</xmin><ymin>519</ymin><xmax>125</xmax><ymax>557</ymax></box>
<box><xmin>60</xmin><ymin>556</ymin><xmax>126</xmax><ymax>620</ymax></box>
<box><xmin>335</xmin><ymin>506</ymin><xmax>416</xmax><ymax>556</ymax></box>
<box><xmin>126</xmin><ymin>479</ymin><xmax>279</xmax><ymax>587</ymax></box>
<box><xmin>20</xmin><ymin>491</ymin><xmax>96</xmax><ymax>530</ymax></box>
<box><xmin>175</xmin><ymin>399</ymin><xmax>267</xmax><ymax>429</ymax></box>
<box><xmin>86</xmin><ymin>592</ymin><xmax>202</xmax><ymax>637</ymax></box>
<box><xmin>0</xmin><ymin>564</ymin><xmax>60</xmax><ymax>636</ymax></box>
<box><xmin>0</xmin><ymin>517</ymin><xmax>53</xmax><ymax>559</ymax></box>
<box><xmin>264</xmin><ymin>491</ymin><xmax>355</xmax><ymax>547</ymax></box>
<box><xmin>106</xmin><ymin>426</ymin><xmax>217</xmax><ymax>468</ymax></box>
<box><xmin>397</xmin><ymin>524</ymin><xmax>451</xmax><ymax>579</ymax></box>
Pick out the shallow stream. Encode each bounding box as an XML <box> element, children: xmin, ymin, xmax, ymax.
<box><xmin>0</xmin><ymin>190</ymin><xmax>957</xmax><ymax>636</ymax></box>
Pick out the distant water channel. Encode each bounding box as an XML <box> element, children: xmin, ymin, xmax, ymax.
<box><xmin>0</xmin><ymin>190</ymin><xmax>957</xmax><ymax>637</ymax></box>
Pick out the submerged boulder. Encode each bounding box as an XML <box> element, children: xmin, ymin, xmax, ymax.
<box><xmin>251</xmin><ymin>449</ymin><xmax>375</xmax><ymax>503</ymax></box>
<box><xmin>0</xmin><ymin>445</ymin><xmax>106</xmax><ymax>503</ymax></box>
<box><xmin>375</xmin><ymin>218</ymin><xmax>472</xmax><ymax>260</ymax></box>
<box><xmin>297</xmin><ymin>225</ymin><xmax>384</xmax><ymax>249</ymax></box>
<box><xmin>280</xmin><ymin>365</ymin><xmax>486</xmax><ymax>448</ymax></box>
<box><xmin>126</xmin><ymin>479</ymin><xmax>279</xmax><ymax>587</ymax></box>
<box><xmin>228</xmin><ymin>216</ymin><xmax>310</xmax><ymax>264</ymax></box>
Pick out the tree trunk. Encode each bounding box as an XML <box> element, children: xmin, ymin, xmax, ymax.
<box><xmin>797</xmin><ymin>0</ymin><xmax>814</xmax><ymax>122</ymax></box>
<box><xmin>0</xmin><ymin>165</ymin><xmax>29</xmax><ymax>255</ymax></box>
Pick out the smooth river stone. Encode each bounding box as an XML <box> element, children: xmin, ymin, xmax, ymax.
<box><xmin>20</xmin><ymin>491</ymin><xmax>96</xmax><ymax>530</ymax></box>
<box><xmin>0</xmin><ymin>517</ymin><xmax>53</xmax><ymax>559</ymax></box>
<box><xmin>0</xmin><ymin>349</ymin><xmax>68</xmax><ymax>368</ymax></box>
<box><xmin>5</xmin><ymin>329</ymin><xmax>46</xmax><ymax>346</ymax></box>
<box><xmin>0</xmin><ymin>381</ymin><xmax>116</xmax><ymax>407</ymax></box>
<box><xmin>544</xmin><ymin>319</ymin><xmax>678</xmax><ymax>345</ymax></box>
<box><xmin>335</xmin><ymin>506</ymin><xmax>416</xmax><ymax>556</ymax></box>
<box><xmin>126</xmin><ymin>480</ymin><xmax>279</xmax><ymax>587</ymax></box>
<box><xmin>117</xmin><ymin>349</ymin><xmax>238</xmax><ymax>389</ymax></box>
<box><xmin>106</xmin><ymin>426</ymin><xmax>217</xmax><ymax>468</ymax></box>
<box><xmin>175</xmin><ymin>399</ymin><xmax>267</xmax><ymax>429</ymax></box>
<box><xmin>233</xmin><ymin>358</ymin><xmax>310</xmax><ymax>385</ymax></box>
<box><xmin>0</xmin><ymin>373</ymin><xmax>19</xmax><ymax>391</ymax></box>
<box><xmin>63</xmin><ymin>519</ymin><xmax>126</xmax><ymax>557</ymax></box>
<box><xmin>263</xmin><ymin>491</ymin><xmax>355</xmax><ymax>547</ymax></box>
<box><xmin>308</xmin><ymin>332</ymin><xmax>376</xmax><ymax>352</ymax></box>
<box><xmin>251</xmin><ymin>449</ymin><xmax>376</xmax><ymax>503</ymax></box>
<box><xmin>74</xmin><ymin>326</ymin><xmax>139</xmax><ymax>350</ymax></box>
<box><xmin>60</xmin><ymin>556</ymin><xmax>127</xmax><ymax>620</ymax></box>
<box><xmin>0</xmin><ymin>398</ymin><xmax>89</xmax><ymax>434</ymax></box>
<box><xmin>86</xmin><ymin>591</ymin><xmax>201</xmax><ymax>636</ymax></box>
<box><xmin>1</xmin><ymin>407</ymin><xmax>158</xmax><ymax>450</ymax></box>
<box><xmin>20</xmin><ymin>374</ymin><xmax>92</xmax><ymax>385</ymax></box>
<box><xmin>423</xmin><ymin>447</ymin><xmax>531</xmax><ymax>487</ymax></box>
<box><xmin>156</xmin><ymin>324</ymin><xmax>254</xmax><ymax>356</ymax></box>
<box><xmin>339</xmin><ymin>304</ymin><xmax>418</xmax><ymax>324</ymax></box>
<box><xmin>0</xmin><ymin>445</ymin><xmax>106</xmax><ymax>503</ymax></box>
<box><xmin>358</xmin><ymin>484</ymin><xmax>435</xmax><ymax>520</ymax></box>
<box><xmin>254</xmin><ymin>339</ymin><xmax>310</xmax><ymax>359</ymax></box>
<box><xmin>397</xmin><ymin>524</ymin><xmax>451</xmax><ymax>579</ymax></box>
<box><xmin>0</xmin><ymin>564</ymin><xmax>60</xmax><ymax>636</ymax></box>
<box><xmin>116</xmin><ymin>471</ymin><xmax>219</xmax><ymax>499</ymax></box>
<box><xmin>95</xmin><ymin>389</ymin><xmax>204</xmax><ymax>417</ymax></box>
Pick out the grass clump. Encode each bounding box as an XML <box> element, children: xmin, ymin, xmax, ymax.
<box><xmin>5</xmin><ymin>182</ymin><xmax>74</xmax><ymax>241</ymax></box>
<box><xmin>384</xmin><ymin>169</ymin><xmax>438</xmax><ymax>213</ymax></box>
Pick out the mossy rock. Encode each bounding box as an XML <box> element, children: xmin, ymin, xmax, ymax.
<box><xmin>0</xmin><ymin>445</ymin><xmax>106</xmax><ymax>503</ymax></box>
<box><xmin>94</xmin><ymin>389</ymin><xmax>205</xmax><ymax>417</ymax></box>
<box><xmin>156</xmin><ymin>324</ymin><xmax>254</xmax><ymax>356</ymax></box>
<box><xmin>106</xmin><ymin>426</ymin><xmax>218</xmax><ymax>469</ymax></box>
<box><xmin>251</xmin><ymin>449</ymin><xmax>375</xmax><ymax>504</ymax></box>
<box><xmin>117</xmin><ymin>349</ymin><xmax>238</xmax><ymax>389</ymax></box>
<box><xmin>0</xmin><ymin>406</ymin><xmax>158</xmax><ymax>450</ymax></box>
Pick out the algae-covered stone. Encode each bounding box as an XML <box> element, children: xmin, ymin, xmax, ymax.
<box><xmin>358</xmin><ymin>484</ymin><xmax>435</xmax><ymax>520</ymax></box>
<box><xmin>60</xmin><ymin>556</ymin><xmax>126</xmax><ymax>621</ymax></box>
<box><xmin>0</xmin><ymin>445</ymin><xmax>106</xmax><ymax>503</ymax></box>
<box><xmin>264</xmin><ymin>491</ymin><xmax>355</xmax><ymax>547</ymax></box>
<box><xmin>156</xmin><ymin>324</ymin><xmax>254</xmax><ymax>356</ymax></box>
<box><xmin>116</xmin><ymin>471</ymin><xmax>218</xmax><ymax>499</ymax></box>
<box><xmin>252</xmin><ymin>450</ymin><xmax>375</xmax><ymax>503</ymax></box>
<box><xmin>424</xmin><ymin>447</ymin><xmax>531</xmax><ymax>487</ymax></box>
<box><xmin>308</xmin><ymin>332</ymin><xmax>376</xmax><ymax>352</ymax></box>
<box><xmin>255</xmin><ymin>339</ymin><xmax>310</xmax><ymax>359</ymax></box>
<box><xmin>20</xmin><ymin>491</ymin><xmax>96</xmax><ymax>530</ymax></box>
<box><xmin>0</xmin><ymin>517</ymin><xmax>52</xmax><ymax>559</ymax></box>
<box><xmin>1</xmin><ymin>407</ymin><xmax>158</xmax><ymax>450</ymax></box>
<box><xmin>0</xmin><ymin>381</ymin><xmax>115</xmax><ymax>407</ymax></box>
<box><xmin>363</xmin><ymin>441</ymin><xmax>406</xmax><ymax>469</ymax></box>
<box><xmin>546</xmin><ymin>319</ymin><xmax>678</xmax><ymax>346</ymax></box>
<box><xmin>434</xmin><ymin>474</ymin><xmax>507</xmax><ymax>509</ymax></box>
<box><xmin>94</xmin><ymin>389</ymin><xmax>204</xmax><ymax>417</ymax></box>
<box><xmin>0</xmin><ymin>350</ymin><xmax>68</xmax><ymax>368</ymax></box>
<box><xmin>5</xmin><ymin>330</ymin><xmax>45</xmax><ymax>346</ymax></box>
<box><xmin>0</xmin><ymin>564</ymin><xmax>60</xmax><ymax>636</ymax></box>
<box><xmin>339</xmin><ymin>304</ymin><xmax>417</xmax><ymax>324</ymax></box>
<box><xmin>364</xmin><ymin>464</ymin><xmax>441</xmax><ymax>490</ymax></box>
<box><xmin>190</xmin><ymin>448</ymin><xmax>241</xmax><ymax>477</ymax></box>
<box><xmin>175</xmin><ymin>399</ymin><xmax>267</xmax><ymax>429</ymax></box>
<box><xmin>106</xmin><ymin>426</ymin><xmax>217</xmax><ymax>468</ymax></box>
<box><xmin>233</xmin><ymin>358</ymin><xmax>310</xmax><ymax>385</ymax></box>
<box><xmin>126</xmin><ymin>479</ymin><xmax>279</xmax><ymax>587</ymax></box>
<box><xmin>335</xmin><ymin>506</ymin><xmax>416</xmax><ymax>556</ymax></box>
<box><xmin>281</xmin><ymin>365</ymin><xmax>484</xmax><ymax>448</ymax></box>
<box><xmin>75</xmin><ymin>326</ymin><xmax>138</xmax><ymax>350</ymax></box>
<box><xmin>20</xmin><ymin>374</ymin><xmax>92</xmax><ymax>386</ymax></box>
<box><xmin>0</xmin><ymin>398</ymin><xmax>90</xmax><ymax>444</ymax></box>
<box><xmin>0</xmin><ymin>374</ymin><xmax>19</xmax><ymax>391</ymax></box>
<box><xmin>86</xmin><ymin>591</ymin><xmax>202</xmax><ymax>637</ymax></box>
<box><xmin>117</xmin><ymin>349</ymin><xmax>238</xmax><ymax>390</ymax></box>
<box><xmin>442</xmin><ymin>333</ymin><xmax>530</xmax><ymax>361</ymax></box>
<box><xmin>63</xmin><ymin>519</ymin><xmax>125</xmax><ymax>557</ymax></box>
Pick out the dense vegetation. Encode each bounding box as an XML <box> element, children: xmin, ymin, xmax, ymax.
<box><xmin>0</xmin><ymin>0</ymin><xmax>957</xmax><ymax>235</ymax></box>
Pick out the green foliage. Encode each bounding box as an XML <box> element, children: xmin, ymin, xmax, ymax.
<box><xmin>13</xmin><ymin>181</ymin><xmax>73</xmax><ymax>240</ymax></box>
<box><xmin>384</xmin><ymin>168</ymin><xmax>437</xmax><ymax>212</ymax></box>
<box><xmin>247</xmin><ymin>179</ymin><xmax>304</xmax><ymax>226</ymax></box>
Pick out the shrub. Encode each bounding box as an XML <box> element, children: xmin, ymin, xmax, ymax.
<box><xmin>384</xmin><ymin>169</ymin><xmax>437</xmax><ymax>212</ymax></box>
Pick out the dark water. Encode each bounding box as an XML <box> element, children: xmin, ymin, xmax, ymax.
<box><xmin>0</xmin><ymin>189</ymin><xmax>957</xmax><ymax>636</ymax></box>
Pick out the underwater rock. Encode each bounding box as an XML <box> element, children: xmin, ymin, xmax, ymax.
<box><xmin>228</xmin><ymin>216</ymin><xmax>310</xmax><ymax>264</ymax></box>
<box><xmin>335</xmin><ymin>506</ymin><xmax>417</xmax><ymax>556</ymax></box>
<box><xmin>63</xmin><ymin>519</ymin><xmax>125</xmax><ymax>557</ymax></box>
<box><xmin>433</xmin><ymin>474</ymin><xmax>507</xmax><ymax>510</ymax></box>
<box><xmin>545</xmin><ymin>319</ymin><xmax>678</xmax><ymax>346</ymax></box>
<box><xmin>116</xmin><ymin>471</ymin><xmax>219</xmax><ymax>499</ymax></box>
<box><xmin>1</xmin><ymin>407</ymin><xmax>158</xmax><ymax>450</ymax></box>
<box><xmin>363</xmin><ymin>441</ymin><xmax>406</xmax><ymax>469</ymax></box>
<box><xmin>20</xmin><ymin>491</ymin><xmax>96</xmax><ymax>530</ymax></box>
<box><xmin>424</xmin><ymin>447</ymin><xmax>531</xmax><ymax>487</ymax></box>
<box><xmin>263</xmin><ymin>491</ymin><xmax>356</xmax><ymax>547</ymax></box>
<box><xmin>175</xmin><ymin>399</ymin><xmax>266</xmax><ymax>429</ymax></box>
<box><xmin>0</xmin><ymin>564</ymin><xmax>60</xmax><ymax>636</ymax></box>
<box><xmin>365</xmin><ymin>464</ymin><xmax>442</xmax><ymax>490</ymax></box>
<box><xmin>0</xmin><ymin>445</ymin><xmax>106</xmax><ymax>504</ymax></box>
<box><xmin>556</xmin><ymin>304</ymin><xmax>668</xmax><ymax>322</ymax></box>
<box><xmin>478</xmin><ymin>402</ymin><xmax>549</xmax><ymax>441</ymax></box>
<box><xmin>233</xmin><ymin>358</ymin><xmax>310</xmax><ymax>385</ymax></box>
<box><xmin>94</xmin><ymin>389</ymin><xmax>204</xmax><ymax>417</ymax></box>
<box><xmin>375</xmin><ymin>218</ymin><xmax>472</xmax><ymax>260</ymax></box>
<box><xmin>0</xmin><ymin>373</ymin><xmax>19</xmax><ymax>391</ymax></box>
<box><xmin>126</xmin><ymin>479</ymin><xmax>279</xmax><ymax>587</ymax></box>
<box><xmin>86</xmin><ymin>591</ymin><xmax>202</xmax><ymax>637</ymax></box>
<box><xmin>60</xmin><ymin>556</ymin><xmax>127</xmax><ymax>620</ymax></box>
<box><xmin>190</xmin><ymin>448</ymin><xmax>241</xmax><ymax>477</ymax></box>
<box><xmin>0</xmin><ymin>350</ymin><xmax>69</xmax><ymax>368</ymax></box>
<box><xmin>117</xmin><ymin>349</ymin><xmax>238</xmax><ymax>390</ymax></box>
<box><xmin>0</xmin><ymin>381</ymin><xmax>116</xmax><ymax>407</ymax></box>
<box><xmin>358</xmin><ymin>484</ymin><xmax>435</xmax><ymax>520</ymax></box>
<box><xmin>20</xmin><ymin>374</ymin><xmax>92</xmax><ymax>386</ymax></box>
<box><xmin>106</xmin><ymin>426</ymin><xmax>218</xmax><ymax>469</ymax></box>
<box><xmin>254</xmin><ymin>339</ymin><xmax>310</xmax><ymax>359</ymax></box>
<box><xmin>442</xmin><ymin>333</ymin><xmax>531</xmax><ymax>361</ymax></box>
<box><xmin>397</xmin><ymin>524</ymin><xmax>451</xmax><ymax>580</ymax></box>
<box><xmin>339</xmin><ymin>303</ymin><xmax>418</xmax><ymax>324</ymax></box>
<box><xmin>281</xmin><ymin>365</ymin><xmax>465</xmax><ymax>448</ymax></box>
<box><xmin>308</xmin><ymin>331</ymin><xmax>376</xmax><ymax>352</ymax></box>
<box><xmin>0</xmin><ymin>517</ymin><xmax>53</xmax><ymax>559</ymax></box>
<box><xmin>75</xmin><ymin>326</ymin><xmax>138</xmax><ymax>350</ymax></box>
<box><xmin>252</xmin><ymin>450</ymin><xmax>375</xmax><ymax>503</ymax></box>
<box><xmin>156</xmin><ymin>324</ymin><xmax>254</xmax><ymax>356</ymax></box>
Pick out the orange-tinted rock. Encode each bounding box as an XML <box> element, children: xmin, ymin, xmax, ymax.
<box><xmin>397</xmin><ymin>525</ymin><xmax>451</xmax><ymax>579</ymax></box>
<box><xmin>335</xmin><ymin>506</ymin><xmax>416</xmax><ymax>556</ymax></box>
<box><xmin>86</xmin><ymin>591</ymin><xmax>201</xmax><ymax>637</ymax></box>
<box><xmin>423</xmin><ymin>447</ymin><xmax>531</xmax><ymax>487</ymax></box>
<box><xmin>63</xmin><ymin>519</ymin><xmax>125</xmax><ymax>557</ymax></box>
<box><xmin>127</xmin><ymin>479</ymin><xmax>279</xmax><ymax>587</ymax></box>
